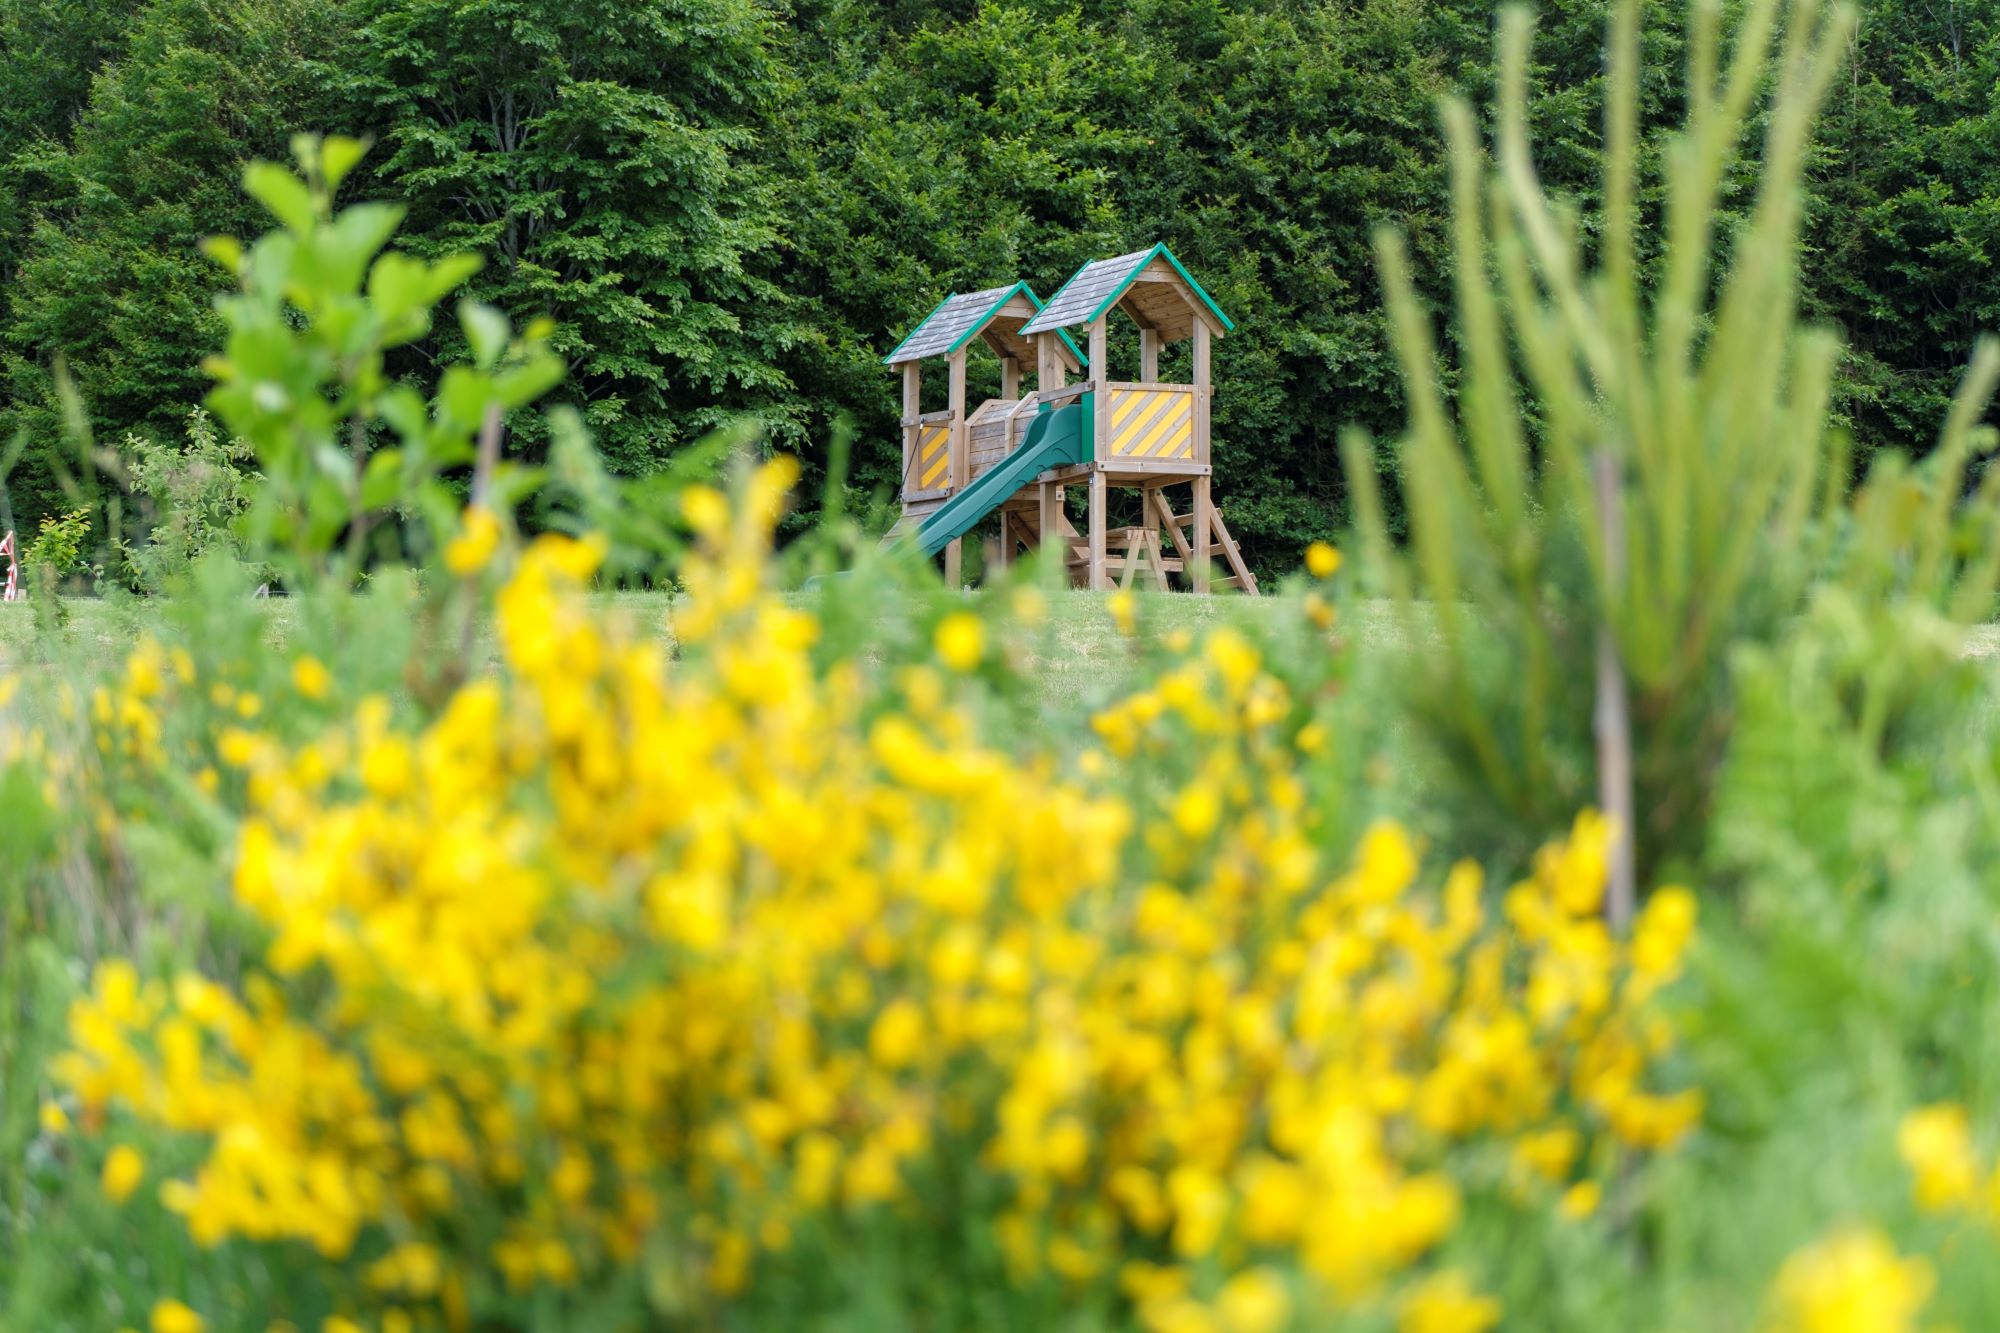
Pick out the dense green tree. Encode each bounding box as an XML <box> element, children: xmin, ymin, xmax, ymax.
<box><xmin>0</xmin><ymin>0</ymin><xmax>352</xmax><ymax>526</ymax></box>
<box><xmin>1803</xmin><ymin>0</ymin><xmax>2000</xmax><ymax>447</ymax></box>
<box><xmin>0</xmin><ymin>0</ymin><xmax>1993</xmax><ymax>576</ymax></box>
<box><xmin>346</xmin><ymin>0</ymin><xmax>812</xmax><ymax>475</ymax></box>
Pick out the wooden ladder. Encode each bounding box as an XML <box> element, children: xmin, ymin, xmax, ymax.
<box><xmin>1152</xmin><ymin>492</ymin><xmax>1260</xmax><ymax>594</ymax></box>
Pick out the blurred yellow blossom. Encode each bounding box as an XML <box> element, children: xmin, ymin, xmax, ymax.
<box><xmin>150</xmin><ymin>1301</ymin><xmax>205</xmax><ymax>1333</ymax></box>
<box><xmin>1399</xmin><ymin>1270</ymin><xmax>1499</xmax><ymax>1333</ymax></box>
<box><xmin>1766</xmin><ymin>1229</ymin><xmax>1932</xmax><ymax>1333</ymax></box>
<box><xmin>1304</xmin><ymin>542</ymin><xmax>1341</xmax><ymax>579</ymax></box>
<box><xmin>291</xmin><ymin>656</ymin><xmax>332</xmax><ymax>700</ymax></box>
<box><xmin>934</xmin><ymin>611</ymin><xmax>985</xmax><ymax>671</ymax></box>
<box><xmin>102</xmin><ymin>1143</ymin><xmax>145</xmax><ymax>1203</ymax></box>
<box><xmin>1898</xmin><ymin>1104</ymin><xmax>1979</xmax><ymax>1212</ymax></box>
<box><xmin>443</xmin><ymin>507</ymin><xmax>502</xmax><ymax>575</ymax></box>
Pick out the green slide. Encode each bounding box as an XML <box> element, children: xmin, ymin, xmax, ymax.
<box><xmin>908</xmin><ymin>402</ymin><xmax>1089</xmax><ymax>558</ymax></box>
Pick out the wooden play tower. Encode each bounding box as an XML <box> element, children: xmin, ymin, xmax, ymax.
<box><xmin>882</xmin><ymin>245</ymin><xmax>1259</xmax><ymax>594</ymax></box>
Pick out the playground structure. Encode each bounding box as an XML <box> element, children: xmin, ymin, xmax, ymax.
<box><xmin>883</xmin><ymin>246</ymin><xmax>1259</xmax><ymax>594</ymax></box>
<box><xmin>0</xmin><ymin>530</ymin><xmax>16</xmax><ymax>602</ymax></box>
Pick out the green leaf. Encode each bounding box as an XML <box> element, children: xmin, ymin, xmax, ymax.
<box><xmin>242</xmin><ymin>161</ymin><xmax>317</xmax><ymax>234</ymax></box>
<box><xmin>328</xmin><ymin>203</ymin><xmax>406</xmax><ymax>276</ymax></box>
<box><xmin>493</xmin><ymin>355</ymin><xmax>567</xmax><ymax>410</ymax></box>
<box><xmin>423</xmin><ymin>254</ymin><xmax>484</xmax><ymax>304</ymax></box>
<box><xmin>200</xmin><ymin>236</ymin><xmax>245</xmax><ymax>274</ymax></box>
<box><xmin>360</xmin><ymin>449</ymin><xmax>406</xmax><ymax>508</ymax></box>
<box><xmin>321</xmin><ymin>136</ymin><xmax>369</xmax><ymax>192</ymax></box>
<box><xmin>460</xmin><ymin>300</ymin><xmax>510</xmax><ymax>370</ymax></box>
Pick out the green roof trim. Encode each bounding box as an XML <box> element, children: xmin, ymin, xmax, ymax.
<box><xmin>883</xmin><ymin>281</ymin><xmax>1088</xmax><ymax>368</ymax></box>
<box><xmin>942</xmin><ymin>281</ymin><xmax>1088</xmax><ymax>368</ymax></box>
<box><xmin>1020</xmin><ymin>243</ymin><xmax>1235</xmax><ymax>338</ymax></box>
<box><xmin>1086</xmin><ymin>243</ymin><xmax>1234</xmax><ymax>333</ymax></box>
<box><xmin>881</xmin><ymin>290</ymin><xmax>960</xmax><ymax>365</ymax></box>
<box><xmin>944</xmin><ymin>281</ymin><xmax>1031</xmax><ymax>355</ymax></box>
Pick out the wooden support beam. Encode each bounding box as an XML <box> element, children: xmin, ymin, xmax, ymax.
<box><xmin>1038</xmin><ymin>482</ymin><xmax>1059</xmax><ymax>574</ymax></box>
<box><xmin>1207</xmin><ymin>506</ymin><xmax>1260</xmax><ymax>595</ymax></box>
<box><xmin>1117</xmin><ymin>527</ymin><xmax>1142</xmax><ymax>589</ymax></box>
<box><xmin>1140</xmin><ymin>328</ymin><xmax>1159</xmax><ymax>383</ymax></box>
<box><xmin>1089</xmin><ymin>319</ymin><xmax>1109</xmax><ymax>466</ymax></box>
<box><xmin>1037</xmin><ymin>381</ymin><xmax>1093</xmax><ymax>407</ymax></box>
<box><xmin>1152</xmin><ymin>487</ymin><xmax>1196</xmax><ymax>578</ymax></box>
<box><xmin>1037</xmin><ymin>333</ymin><xmax>1067</xmax><ymax>393</ymax></box>
<box><xmin>1192</xmin><ymin>320</ymin><xmax>1212</xmax><ymax>467</ymax></box>
<box><xmin>1088</xmin><ymin>468</ymin><xmax>1108</xmax><ymax>592</ymax></box>
<box><xmin>1194</xmin><ymin>475</ymin><xmax>1213</xmax><ymax>594</ymax></box>
<box><xmin>1001</xmin><ymin>355</ymin><xmax>1020</xmax><ymax>402</ymax></box>
<box><xmin>1191</xmin><ymin>318</ymin><xmax>1213</xmax><ymax>593</ymax></box>
<box><xmin>946</xmin><ymin>348</ymin><xmax>967</xmax><ymax>587</ymax></box>
<box><xmin>902</xmin><ymin>361</ymin><xmax>921</xmax><ymax>496</ymax></box>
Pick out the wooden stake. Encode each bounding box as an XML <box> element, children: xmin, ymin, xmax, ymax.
<box><xmin>1593</xmin><ymin>450</ymin><xmax>1638</xmax><ymax>932</ymax></box>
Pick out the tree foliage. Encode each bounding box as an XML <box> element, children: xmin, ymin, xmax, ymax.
<box><xmin>0</xmin><ymin>0</ymin><xmax>1994</xmax><ymax>575</ymax></box>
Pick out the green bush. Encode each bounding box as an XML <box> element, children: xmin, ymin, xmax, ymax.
<box><xmin>1346</xmin><ymin>0</ymin><xmax>2000</xmax><ymax>882</ymax></box>
<box><xmin>117</xmin><ymin>409</ymin><xmax>260</xmax><ymax>592</ymax></box>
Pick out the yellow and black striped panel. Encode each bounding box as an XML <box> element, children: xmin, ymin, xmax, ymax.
<box><xmin>1109</xmin><ymin>388</ymin><xmax>1195</xmax><ymax>461</ymax></box>
<box><xmin>913</xmin><ymin>423</ymin><xmax>952</xmax><ymax>492</ymax></box>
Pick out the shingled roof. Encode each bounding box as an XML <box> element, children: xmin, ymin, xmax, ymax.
<box><xmin>1018</xmin><ymin>243</ymin><xmax>1233</xmax><ymax>342</ymax></box>
<box><xmin>882</xmin><ymin>282</ymin><xmax>1086</xmax><ymax>368</ymax></box>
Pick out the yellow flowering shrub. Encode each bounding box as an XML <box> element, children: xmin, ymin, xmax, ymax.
<box><xmin>50</xmin><ymin>462</ymin><xmax>1700</xmax><ymax>1330</ymax></box>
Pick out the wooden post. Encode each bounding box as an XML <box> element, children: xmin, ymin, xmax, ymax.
<box><xmin>1089</xmin><ymin>320</ymin><xmax>1109</xmax><ymax>460</ymax></box>
<box><xmin>1088</xmin><ymin>318</ymin><xmax>1110</xmax><ymax>591</ymax></box>
<box><xmin>1001</xmin><ymin>354</ymin><xmax>1020</xmax><ymax>402</ymax></box>
<box><xmin>1193</xmin><ymin>477</ymin><xmax>1212</xmax><ymax>594</ymax></box>
<box><xmin>1139</xmin><ymin>328</ymin><xmax>1159</xmax><ymax>383</ymax></box>
<box><xmin>1088</xmin><ymin>471</ymin><xmax>1108</xmax><ymax>592</ymax></box>
<box><xmin>1048</xmin><ymin>480</ymin><xmax>1064</xmax><ymax>568</ymax></box>
<box><xmin>1192</xmin><ymin>320</ymin><xmax>1212</xmax><ymax>466</ymax></box>
<box><xmin>946</xmin><ymin>348</ymin><xmax>968</xmax><ymax>587</ymax></box>
<box><xmin>1593</xmin><ymin>450</ymin><xmax>1638</xmax><ymax>931</ymax></box>
<box><xmin>901</xmin><ymin>361</ymin><xmax>921</xmax><ymax>497</ymax></box>
<box><xmin>1037</xmin><ymin>334</ymin><xmax>1066</xmax><ymax>393</ymax></box>
<box><xmin>1192</xmin><ymin>320</ymin><xmax>1213</xmax><ymax>592</ymax></box>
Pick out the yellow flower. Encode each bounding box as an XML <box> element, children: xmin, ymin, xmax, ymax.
<box><xmin>868</xmin><ymin>998</ymin><xmax>925</xmax><ymax>1070</ymax></box>
<box><xmin>1304</xmin><ymin>541</ymin><xmax>1342</xmax><ymax>579</ymax></box>
<box><xmin>1216</xmin><ymin>1267</ymin><xmax>1292</xmax><ymax>1333</ymax></box>
<box><xmin>151</xmin><ymin>1300</ymin><xmax>206</xmax><ymax>1333</ymax></box>
<box><xmin>934</xmin><ymin>612</ymin><xmax>985</xmax><ymax>672</ymax></box>
<box><xmin>102</xmin><ymin>1144</ymin><xmax>145</xmax><ymax>1204</ymax></box>
<box><xmin>1558</xmin><ymin>1179</ymin><xmax>1600</xmax><ymax>1219</ymax></box>
<box><xmin>291</xmin><ymin>656</ymin><xmax>332</xmax><ymax>700</ymax></box>
<box><xmin>1897</xmin><ymin>1103</ymin><xmax>1979</xmax><ymax>1212</ymax></box>
<box><xmin>444</xmin><ymin>507</ymin><xmax>502</xmax><ymax>575</ymax></box>
<box><xmin>1632</xmin><ymin>885</ymin><xmax>1697</xmax><ymax>981</ymax></box>
<box><xmin>1766</xmin><ymin>1229</ymin><xmax>1932</xmax><ymax>1333</ymax></box>
<box><xmin>1399</xmin><ymin>1270</ymin><xmax>1500</xmax><ymax>1333</ymax></box>
<box><xmin>1108</xmin><ymin>589</ymin><xmax>1137</xmax><ymax>636</ymax></box>
<box><xmin>38</xmin><ymin>1101</ymin><xmax>68</xmax><ymax>1135</ymax></box>
<box><xmin>681</xmin><ymin>484</ymin><xmax>729</xmax><ymax>537</ymax></box>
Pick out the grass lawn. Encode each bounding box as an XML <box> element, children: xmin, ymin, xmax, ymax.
<box><xmin>0</xmin><ymin>589</ymin><xmax>1321</xmax><ymax>720</ymax></box>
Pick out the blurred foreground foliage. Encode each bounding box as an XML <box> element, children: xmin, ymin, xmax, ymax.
<box><xmin>7</xmin><ymin>4</ymin><xmax>2000</xmax><ymax>1332</ymax></box>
